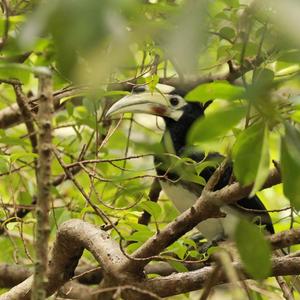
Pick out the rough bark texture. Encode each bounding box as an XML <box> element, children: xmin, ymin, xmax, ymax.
<box><xmin>122</xmin><ymin>169</ymin><xmax>281</xmax><ymax>272</ymax></box>
<box><xmin>32</xmin><ymin>74</ymin><xmax>53</xmax><ymax>300</ymax></box>
<box><xmin>144</xmin><ymin>257</ymin><xmax>300</xmax><ymax>298</ymax></box>
<box><xmin>2</xmin><ymin>219</ymin><xmax>300</xmax><ymax>300</ymax></box>
<box><xmin>0</xmin><ymin>220</ymin><xmax>130</xmax><ymax>300</ymax></box>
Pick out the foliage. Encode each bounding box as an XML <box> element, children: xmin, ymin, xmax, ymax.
<box><xmin>1</xmin><ymin>0</ymin><xmax>300</xmax><ymax>299</ymax></box>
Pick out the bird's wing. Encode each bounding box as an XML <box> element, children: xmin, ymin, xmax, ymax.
<box><xmin>191</xmin><ymin>151</ymin><xmax>274</xmax><ymax>234</ymax></box>
<box><xmin>155</xmin><ymin>149</ymin><xmax>274</xmax><ymax>233</ymax></box>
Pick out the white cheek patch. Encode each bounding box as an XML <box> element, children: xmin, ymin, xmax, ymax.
<box><xmin>170</xmin><ymin>110</ymin><xmax>184</xmax><ymax>121</ymax></box>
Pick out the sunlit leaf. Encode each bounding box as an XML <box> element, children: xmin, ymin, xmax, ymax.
<box><xmin>235</xmin><ymin>219</ymin><xmax>272</xmax><ymax>280</ymax></box>
<box><xmin>251</xmin><ymin>126</ymin><xmax>270</xmax><ymax>195</ymax></box>
<box><xmin>167</xmin><ymin>240</ymin><xmax>188</xmax><ymax>260</ymax></box>
<box><xmin>139</xmin><ymin>201</ymin><xmax>162</xmax><ymax>220</ymax></box>
<box><xmin>219</xmin><ymin>26</ymin><xmax>235</xmax><ymax>40</ymax></box>
<box><xmin>233</xmin><ymin>123</ymin><xmax>270</xmax><ymax>191</ymax></box>
<box><xmin>187</xmin><ymin>105</ymin><xmax>246</xmax><ymax>143</ymax></box>
<box><xmin>10</xmin><ymin>152</ymin><xmax>38</xmax><ymax>163</ymax></box>
<box><xmin>185</xmin><ymin>81</ymin><xmax>245</xmax><ymax>102</ymax></box>
<box><xmin>0</xmin><ymin>137</ymin><xmax>29</xmax><ymax>147</ymax></box>
<box><xmin>126</xmin><ymin>231</ymin><xmax>153</xmax><ymax>242</ymax></box>
<box><xmin>0</xmin><ymin>155</ymin><xmax>9</xmax><ymax>173</ymax></box>
<box><xmin>168</xmin><ymin>260</ymin><xmax>188</xmax><ymax>273</ymax></box>
<box><xmin>281</xmin><ymin>123</ymin><xmax>300</xmax><ymax>210</ymax></box>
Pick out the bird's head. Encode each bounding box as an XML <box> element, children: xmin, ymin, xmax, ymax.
<box><xmin>105</xmin><ymin>84</ymin><xmax>206</xmax><ymax>124</ymax></box>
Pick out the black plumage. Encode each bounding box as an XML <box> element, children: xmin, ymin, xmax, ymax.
<box><xmin>156</xmin><ymin>101</ymin><xmax>274</xmax><ymax>235</ymax></box>
<box><xmin>106</xmin><ymin>85</ymin><xmax>274</xmax><ymax>239</ymax></box>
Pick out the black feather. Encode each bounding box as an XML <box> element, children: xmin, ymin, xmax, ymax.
<box><xmin>156</xmin><ymin>101</ymin><xmax>274</xmax><ymax>234</ymax></box>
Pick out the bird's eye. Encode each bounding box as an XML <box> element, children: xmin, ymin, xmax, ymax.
<box><xmin>170</xmin><ymin>97</ymin><xmax>179</xmax><ymax>106</ymax></box>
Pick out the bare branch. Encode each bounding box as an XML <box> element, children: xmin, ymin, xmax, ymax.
<box><xmin>144</xmin><ymin>257</ymin><xmax>300</xmax><ymax>298</ymax></box>
<box><xmin>0</xmin><ymin>219</ymin><xmax>129</xmax><ymax>300</ymax></box>
<box><xmin>0</xmin><ymin>264</ymin><xmax>31</xmax><ymax>288</ymax></box>
<box><xmin>269</xmin><ymin>228</ymin><xmax>300</xmax><ymax>250</ymax></box>
<box><xmin>32</xmin><ymin>73</ymin><xmax>53</xmax><ymax>300</ymax></box>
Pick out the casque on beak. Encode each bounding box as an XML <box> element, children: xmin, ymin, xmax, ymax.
<box><xmin>105</xmin><ymin>91</ymin><xmax>172</xmax><ymax>119</ymax></box>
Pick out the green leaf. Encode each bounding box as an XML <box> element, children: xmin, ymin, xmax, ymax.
<box><xmin>251</xmin><ymin>126</ymin><xmax>270</xmax><ymax>195</ymax></box>
<box><xmin>6</xmin><ymin>222</ymin><xmax>18</xmax><ymax>231</ymax></box>
<box><xmin>126</xmin><ymin>242</ymin><xmax>142</xmax><ymax>253</ymax></box>
<box><xmin>18</xmin><ymin>191</ymin><xmax>32</xmax><ymax>205</ymax></box>
<box><xmin>233</xmin><ymin>123</ymin><xmax>269</xmax><ymax>188</ymax></box>
<box><xmin>252</xmin><ymin>68</ymin><xmax>274</xmax><ymax>87</ymax></box>
<box><xmin>126</xmin><ymin>222</ymin><xmax>153</xmax><ymax>234</ymax></box>
<box><xmin>195</xmin><ymin>160</ymin><xmax>220</xmax><ymax>174</ymax></box>
<box><xmin>60</xmin><ymin>92</ymin><xmax>86</xmax><ymax>104</ymax></box>
<box><xmin>185</xmin><ymin>81</ymin><xmax>245</xmax><ymax>102</ymax></box>
<box><xmin>188</xmin><ymin>105</ymin><xmax>246</xmax><ymax>143</ymax></box>
<box><xmin>0</xmin><ymin>137</ymin><xmax>29</xmax><ymax>147</ymax></box>
<box><xmin>126</xmin><ymin>231</ymin><xmax>153</xmax><ymax>243</ymax></box>
<box><xmin>0</xmin><ymin>155</ymin><xmax>9</xmax><ymax>173</ymax></box>
<box><xmin>223</xmin><ymin>0</ymin><xmax>239</xmax><ymax>8</ymax></box>
<box><xmin>181</xmin><ymin>173</ymin><xmax>206</xmax><ymax>185</ymax></box>
<box><xmin>168</xmin><ymin>260</ymin><xmax>188</xmax><ymax>273</ymax></box>
<box><xmin>167</xmin><ymin>241</ymin><xmax>188</xmax><ymax>260</ymax></box>
<box><xmin>66</xmin><ymin>102</ymin><xmax>74</xmax><ymax>116</ymax></box>
<box><xmin>148</xmin><ymin>74</ymin><xmax>160</xmax><ymax>92</ymax></box>
<box><xmin>278</xmin><ymin>50</ymin><xmax>300</xmax><ymax>63</ymax></box>
<box><xmin>281</xmin><ymin>124</ymin><xmax>300</xmax><ymax>210</ymax></box>
<box><xmin>103</xmin><ymin>90</ymin><xmax>130</xmax><ymax>97</ymax></box>
<box><xmin>83</xmin><ymin>97</ymin><xmax>99</xmax><ymax>114</ymax></box>
<box><xmin>219</xmin><ymin>26</ymin><xmax>235</xmax><ymax>40</ymax></box>
<box><xmin>10</xmin><ymin>152</ymin><xmax>38</xmax><ymax>163</ymax></box>
<box><xmin>139</xmin><ymin>201</ymin><xmax>162</xmax><ymax>220</ymax></box>
<box><xmin>235</xmin><ymin>219</ymin><xmax>272</xmax><ymax>280</ymax></box>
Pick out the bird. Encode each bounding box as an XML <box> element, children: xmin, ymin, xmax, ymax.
<box><xmin>105</xmin><ymin>83</ymin><xmax>274</xmax><ymax>242</ymax></box>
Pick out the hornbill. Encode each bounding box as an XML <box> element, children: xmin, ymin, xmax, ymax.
<box><xmin>106</xmin><ymin>84</ymin><xmax>274</xmax><ymax>242</ymax></box>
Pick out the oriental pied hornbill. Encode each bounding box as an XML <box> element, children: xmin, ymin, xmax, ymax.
<box><xmin>106</xmin><ymin>84</ymin><xmax>274</xmax><ymax>241</ymax></box>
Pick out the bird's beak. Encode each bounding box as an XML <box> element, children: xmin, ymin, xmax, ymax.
<box><xmin>105</xmin><ymin>92</ymin><xmax>172</xmax><ymax>118</ymax></box>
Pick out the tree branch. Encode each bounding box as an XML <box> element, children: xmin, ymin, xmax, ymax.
<box><xmin>0</xmin><ymin>52</ymin><xmax>269</xmax><ymax>130</ymax></box>
<box><xmin>120</xmin><ymin>168</ymin><xmax>281</xmax><ymax>272</ymax></box>
<box><xmin>144</xmin><ymin>257</ymin><xmax>300</xmax><ymax>298</ymax></box>
<box><xmin>2</xmin><ymin>219</ymin><xmax>300</xmax><ymax>300</ymax></box>
<box><xmin>32</xmin><ymin>73</ymin><xmax>53</xmax><ymax>300</ymax></box>
<box><xmin>0</xmin><ymin>219</ymin><xmax>129</xmax><ymax>300</ymax></box>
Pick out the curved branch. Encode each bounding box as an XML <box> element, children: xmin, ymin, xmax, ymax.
<box><xmin>121</xmin><ymin>169</ymin><xmax>281</xmax><ymax>272</ymax></box>
<box><xmin>0</xmin><ymin>264</ymin><xmax>31</xmax><ymax>288</ymax></box>
<box><xmin>269</xmin><ymin>228</ymin><xmax>300</xmax><ymax>250</ymax></box>
<box><xmin>2</xmin><ymin>221</ymin><xmax>300</xmax><ymax>299</ymax></box>
<box><xmin>0</xmin><ymin>219</ymin><xmax>129</xmax><ymax>300</ymax></box>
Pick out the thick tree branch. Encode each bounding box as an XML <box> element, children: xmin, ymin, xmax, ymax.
<box><xmin>0</xmin><ymin>219</ymin><xmax>129</xmax><ymax>300</ymax></box>
<box><xmin>0</xmin><ymin>264</ymin><xmax>31</xmax><ymax>288</ymax></box>
<box><xmin>2</xmin><ymin>220</ymin><xmax>300</xmax><ymax>300</ymax></box>
<box><xmin>144</xmin><ymin>257</ymin><xmax>300</xmax><ymax>298</ymax></box>
<box><xmin>269</xmin><ymin>228</ymin><xmax>300</xmax><ymax>250</ymax></box>
<box><xmin>0</xmin><ymin>264</ymin><xmax>95</xmax><ymax>300</ymax></box>
<box><xmin>120</xmin><ymin>168</ymin><xmax>281</xmax><ymax>272</ymax></box>
<box><xmin>32</xmin><ymin>74</ymin><xmax>53</xmax><ymax>300</ymax></box>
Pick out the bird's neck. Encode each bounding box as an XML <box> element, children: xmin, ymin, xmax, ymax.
<box><xmin>163</xmin><ymin>117</ymin><xmax>192</xmax><ymax>155</ymax></box>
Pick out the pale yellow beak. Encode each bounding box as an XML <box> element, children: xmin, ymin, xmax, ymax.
<box><xmin>105</xmin><ymin>92</ymin><xmax>172</xmax><ymax>118</ymax></box>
